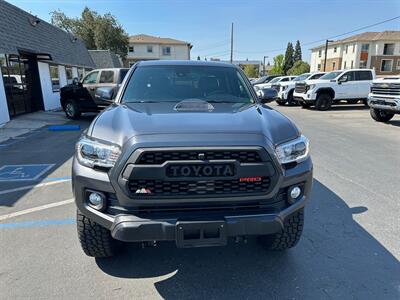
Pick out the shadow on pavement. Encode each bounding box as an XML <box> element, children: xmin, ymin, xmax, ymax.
<box><xmin>96</xmin><ymin>180</ymin><xmax>400</xmax><ymax>299</ymax></box>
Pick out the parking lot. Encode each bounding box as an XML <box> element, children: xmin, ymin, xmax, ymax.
<box><xmin>1</xmin><ymin>103</ymin><xmax>399</xmax><ymax>299</ymax></box>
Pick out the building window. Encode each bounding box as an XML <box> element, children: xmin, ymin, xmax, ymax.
<box><xmin>361</xmin><ymin>44</ymin><xmax>369</xmax><ymax>52</ymax></box>
<box><xmin>65</xmin><ymin>67</ymin><xmax>73</xmax><ymax>84</ymax></box>
<box><xmin>381</xmin><ymin>59</ymin><xmax>393</xmax><ymax>72</ymax></box>
<box><xmin>129</xmin><ymin>46</ymin><xmax>134</xmax><ymax>53</ymax></box>
<box><xmin>147</xmin><ymin>45</ymin><xmax>153</xmax><ymax>53</ymax></box>
<box><xmin>350</xmin><ymin>60</ymin><xmax>354</xmax><ymax>68</ymax></box>
<box><xmin>397</xmin><ymin>60</ymin><xmax>400</xmax><ymax>70</ymax></box>
<box><xmin>317</xmin><ymin>63</ymin><xmax>321</xmax><ymax>71</ymax></box>
<box><xmin>318</xmin><ymin>50</ymin><xmax>322</xmax><ymax>57</ymax></box>
<box><xmin>332</xmin><ymin>62</ymin><xmax>336</xmax><ymax>70</ymax></box>
<box><xmin>344</xmin><ymin>61</ymin><xmax>347</xmax><ymax>69</ymax></box>
<box><xmin>352</xmin><ymin>44</ymin><xmax>355</xmax><ymax>53</ymax></box>
<box><xmin>49</xmin><ymin>65</ymin><xmax>60</xmax><ymax>92</ymax></box>
<box><xmin>345</xmin><ymin>45</ymin><xmax>348</xmax><ymax>54</ymax></box>
<box><xmin>333</xmin><ymin>47</ymin><xmax>337</xmax><ymax>53</ymax></box>
<box><xmin>383</xmin><ymin>43</ymin><xmax>394</xmax><ymax>55</ymax></box>
<box><xmin>359</xmin><ymin>61</ymin><xmax>367</xmax><ymax>69</ymax></box>
<box><xmin>99</xmin><ymin>70</ymin><xmax>115</xmax><ymax>84</ymax></box>
<box><xmin>162</xmin><ymin>46</ymin><xmax>171</xmax><ymax>56</ymax></box>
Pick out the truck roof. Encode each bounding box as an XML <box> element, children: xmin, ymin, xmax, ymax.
<box><xmin>137</xmin><ymin>60</ymin><xmax>236</xmax><ymax>68</ymax></box>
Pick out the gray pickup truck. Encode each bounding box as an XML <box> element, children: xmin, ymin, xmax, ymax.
<box><xmin>73</xmin><ymin>60</ymin><xmax>313</xmax><ymax>257</ymax></box>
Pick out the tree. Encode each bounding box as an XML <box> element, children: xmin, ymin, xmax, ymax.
<box><xmin>288</xmin><ymin>61</ymin><xmax>310</xmax><ymax>75</ymax></box>
<box><xmin>269</xmin><ymin>54</ymin><xmax>284</xmax><ymax>75</ymax></box>
<box><xmin>243</xmin><ymin>64</ymin><xmax>258</xmax><ymax>78</ymax></box>
<box><xmin>283</xmin><ymin>42</ymin><xmax>294</xmax><ymax>75</ymax></box>
<box><xmin>294</xmin><ymin>40</ymin><xmax>302</xmax><ymax>62</ymax></box>
<box><xmin>51</xmin><ymin>7</ymin><xmax>129</xmax><ymax>60</ymax></box>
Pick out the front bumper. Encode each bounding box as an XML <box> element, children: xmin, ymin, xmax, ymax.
<box><xmin>293</xmin><ymin>91</ymin><xmax>317</xmax><ymax>103</ymax></box>
<box><xmin>368</xmin><ymin>95</ymin><xmax>400</xmax><ymax>113</ymax></box>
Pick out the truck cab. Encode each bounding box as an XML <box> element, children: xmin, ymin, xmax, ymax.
<box><xmin>293</xmin><ymin>69</ymin><xmax>375</xmax><ymax>110</ymax></box>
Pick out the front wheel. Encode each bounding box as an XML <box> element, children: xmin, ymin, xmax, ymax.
<box><xmin>370</xmin><ymin>108</ymin><xmax>394</xmax><ymax>122</ymax></box>
<box><xmin>64</xmin><ymin>100</ymin><xmax>81</xmax><ymax>119</ymax></box>
<box><xmin>77</xmin><ymin>210</ymin><xmax>121</xmax><ymax>258</ymax></box>
<box><xmin>315</xmin><ymin>94</ymin><xmax>332</xmax><ymax>111</ymax></box>
<box><xmin>259</xmin><ymin>209</ymin><xmax>304</xmax><ymax>250</ymax></box>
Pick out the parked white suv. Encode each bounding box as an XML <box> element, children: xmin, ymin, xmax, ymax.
<box><xmin>254</xmin><ymin>76</ymin><xmax>296</xmax><ymax>91</ymax></box>
<box><xmin>276</xmin><ymin>72</ymin><xmax>325</xmax><ymax>106</ymax></box>
<box><xmin>293</xmin><ymin>69</ymin><xmax>375</xmax><ymax>110</ymax></box>
<box><xmin>368</xmin><ymin>77</ymin><xmax>400</xmax><ymax>122</ymax></box>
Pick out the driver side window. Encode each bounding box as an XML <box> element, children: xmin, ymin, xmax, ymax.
<box><xmin>339</xmin><ymin>71</ymin><xmax>355</xmax><ymax>82</ymax></box>
<box><xmin>83</xmin><ymin>71</ymin><xmax>99</xmax><ymax>84</ymax></box>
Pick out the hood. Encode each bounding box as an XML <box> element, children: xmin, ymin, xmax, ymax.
<box><xmin>303</xmin><ymin>78</ymin><xmax>331</xmax><ymax>85</ymax></box>
<box><xmin>88</xmin><ymin>102</ymin><xmax>299</xmax><ymax>147</ymax></box>
<box><xmin>372</xmin><ymin>77</ymin><xmax>400</xmax><ymax>84</ymax></box>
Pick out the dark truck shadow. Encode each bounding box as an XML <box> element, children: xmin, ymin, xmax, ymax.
<box><xmin>0</xmin><ymin>116</ymin><xmax>95</xmax><ymax>208</ymax></box>
<box><xmin>96</xmin><ymin>180</ymin><xmax>400</xmax><ymax>299</ymax></box>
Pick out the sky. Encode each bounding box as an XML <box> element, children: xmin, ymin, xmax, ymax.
<box><xmin>7</xmin><ymin>0</ymin><xmax>400</xmax><ymax>64</ymax></box>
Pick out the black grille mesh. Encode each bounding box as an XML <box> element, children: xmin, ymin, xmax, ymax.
<box><xmin>129</xmin><ymin>177</ymin><xmax>271</xmax><ymax>197</ymax></box>
<box><xmin>295</xmin><ymin>82</ymin><xmax>306</xmax><ymax>93</ymax></box>
<box><xmin>137</xmin><ymin>150</ymin><xmax>262</xmax><ymax>164</ymax></box>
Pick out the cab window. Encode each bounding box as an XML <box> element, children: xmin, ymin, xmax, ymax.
<box><xmin>83</xmin><ymin>71</ymin><xmax>99</xmax><ymax>84</ymax></box>
<box><xmin>339</xmin><ymin>71</ymin><xmax>355</xmax><ymax>82</ymax></box>
<box><xmin>355</xmin><ymin>71</ymin><xmax>372</xmax><ymax>81</ymax></box>
<box><xmin>99</xmin><ymin>71</ymin><xmax>115</xmax><ymax>84</ymax></box>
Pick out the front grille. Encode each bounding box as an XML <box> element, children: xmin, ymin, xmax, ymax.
<box><xmin>371</xmin><ymin>83</ymin><xmax>400</xmax><ymax>95</ymax></box>
<box><xmin>137</xmin><ymin>150</ymin><xmax>262</xmax><ymax>165</ymax></box>
<box><xmin>128</xmin><ymin>177</ymin><xmax>271</xmax><ymax>197</ymax></box>
<box><xmin>295</xmin><ymin>82</ymin><xmax>306</xmax><ymax>93</ymax></box>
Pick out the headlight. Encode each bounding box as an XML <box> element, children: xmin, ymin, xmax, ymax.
<box><xmin>275</xmin><ymin>135</ymin><xmax>310</xmax><ymax>164</ymax></box>
<box><xmin>76</xmin><ymin>137</ymin><xmax>121</xmax><ymax>169</ymax></box>
<box><xmin>307</xmin><ymin>84</ymin><xmax>316</xmax><ymax>91</ymax></box>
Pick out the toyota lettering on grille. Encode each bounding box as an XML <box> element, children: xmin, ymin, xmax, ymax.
<box><xmin>167</xmin><ymin>164</ymin><xmax>235</xmax><ymax>178</ymax></box>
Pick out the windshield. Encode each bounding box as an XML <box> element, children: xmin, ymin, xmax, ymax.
<box><xmin>121</xmin><ymin>65</ymin><xmax>254</xmax><ymax>104</ymax></box>
<box><xmin>252</xmin><ymin>76</ymin><xmax>267</xmax><ymax>84</ymax></box>
<box><xmin>319</xmin><ymin>71</ymin><xmax>342</xmax><ymax>80</ymax></box>
<box><xmin>293</xmin><ymin>73</ymin><xmax>310</xmax><ymax>81</ymax></box>
<box><xmin>268</xmin><ymin>77</ymin><xmax>282</xmax><ymax>84</ymax></box>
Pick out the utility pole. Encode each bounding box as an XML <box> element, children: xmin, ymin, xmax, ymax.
<box><xmin>263</xmin><ymin>56</ymin><xmax>268</xmax><ymax>76</ymax></box>
<box><xmin>323</xmin><ymin>40</ymin><xmax>333</xmax><ymax>71</ymax></box>
<box><xmin>230</xmin><ymin>22</ymin><xmax>234</xmax><ymax>63</ymax></box>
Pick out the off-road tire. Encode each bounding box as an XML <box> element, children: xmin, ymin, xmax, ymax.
<box><xmin>315</xmin><ymin>94</ymin><xmax>332</xmax><ymax>111</ymax></box>
<box><xmin>370</xmin><ymin>108</ymin><xmax>394</xmax><ymax>122</ymax></box>
<box><xmin>300</xmin><ymin>102</ymin><xmax>311</xmax><ymax>109</ymax></box>
<box><xmin>260</xmin><ymin>209</ymin><xmax>304</xmax><ymax>250</ymax></box>
<box><xmin>276</xmin><ymin>100</ymin><xmax>286</xmax><ymax>106</ymax></box>
<box><xmin>64</xmin><ymin>100</ymin><xmax>81</xmax><ymax>119</ymax></box>
<box><xmin>77</xmin><ymin>210</ymin><xmax>121</xmax><ymax>258</ymax></box>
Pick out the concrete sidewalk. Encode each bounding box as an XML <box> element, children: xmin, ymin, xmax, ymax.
<box><xmin>0</xmin><ymin>111</ymin><xmax>67</xmax><ymax>143</ymax></box>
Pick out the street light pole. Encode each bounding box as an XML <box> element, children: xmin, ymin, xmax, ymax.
<box><xmin>230</xmin><ymin>23</ymin><xmax>234</xmax><ymax>63</ymax></box>
<box><xmin>263</xmin><ymin>56</ymin><xmax>268</xmax><ymax>76</ymax></box>
<box><xmin>323</xmin><ymin>40</ymin><xmax>334</xmax><ymax>72</ymax></box>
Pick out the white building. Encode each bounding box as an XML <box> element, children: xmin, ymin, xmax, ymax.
<box><xmin>0</xmin><ymin>1</ymin><xmax>95</xmax><ymax>126</ymax></box>
<box><xmin>310</xmin><ymin>31</ymin><xmax>400</xmax><ymax>76</ymax></box>
<box><xmin>126</xmin><ymin>34</ymin><xmax>192</xmax><ymax>66</ymax></box>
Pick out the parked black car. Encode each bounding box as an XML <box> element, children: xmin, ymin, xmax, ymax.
<box><xmin>60</xmin><ymin>68</ymin><xmax>129</xmax><ymax>119</ymax></box>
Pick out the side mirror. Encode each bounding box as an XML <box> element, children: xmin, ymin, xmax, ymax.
<box><xmin>72</xmin><ymin>77</ymin><xmax>80</xmax><ymax>85</ymax></box>
<box><xmin>95</xmin><ymin>87</ymin><xmax>114</xmax><ymax>102</ymax></box>
<box><xmin>338</xmin><ymin>76</ymin><xmax>347</xmax><ymax>84</ymax></box>
<box><xmin>257</xmin><ymin>88</ymin><xmax>278</xmax><ymax>103</ymax></box>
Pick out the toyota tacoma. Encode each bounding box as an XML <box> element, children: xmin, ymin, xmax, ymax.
<box><xmin>73</xmin><ymin>60</ymin><xmax>313</xmax><ymax>257</ymax></box>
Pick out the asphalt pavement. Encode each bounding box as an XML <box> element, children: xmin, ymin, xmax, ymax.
<box><xmin>0</xmin><ymin>103</ymin><xmax>399</xmax><ymax>299</ymax></box>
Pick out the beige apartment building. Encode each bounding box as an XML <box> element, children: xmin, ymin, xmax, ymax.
<box><xmin>310</xmin><ymin>31</ymin><xmax>400</xmax><ymax>76</ymax></box>
<box><xmin>126</xmin><ymin>34</ymin><xmax>192</xmax><ymax>66</ymax></box>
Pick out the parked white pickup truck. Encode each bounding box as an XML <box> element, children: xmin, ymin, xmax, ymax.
<box><xmin>368</xmin><ymin>77</ymin><xmax>400</xmax><ymax>122</ymax></box>
<box><xmin>293</xmin><ymin>69</ymin><xmax>375</xmax><ymax>110</ymax></box>
<box><xmin>276</xmin><ymin>72</ymin><xmax>325</xmax><ymax>106</ymax></box>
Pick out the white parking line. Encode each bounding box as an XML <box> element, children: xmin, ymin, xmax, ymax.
<box><xmin>0</xmin><ymin>198</ymin><xmax>74</xmax><ymax>221</ymax></box>
<box><xmin>0</xmin><ymin>179</ymin><xmax>70</xmax><ymax>195</ymax></box>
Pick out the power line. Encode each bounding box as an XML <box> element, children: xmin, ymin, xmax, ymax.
<box><xmin>234</xmin><ymin>15</ymin><xmax>400</xmax><ymax>55</ymax></box>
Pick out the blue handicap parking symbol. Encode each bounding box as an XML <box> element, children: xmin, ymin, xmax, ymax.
<box><xmin>0</xmin><ymin>164</ymin><xmax>55</xmax><ymax>181</ymax></box>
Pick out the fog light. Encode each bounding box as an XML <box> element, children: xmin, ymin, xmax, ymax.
<box><xmin>288</xmin><ymin>186</ymin><xmax>302</xmax><ymax>204</ymax></box>
<box><xmin>87</xmin><ymin>191</ymin><xmax>106</xmax><ymax>210</ymax></box>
